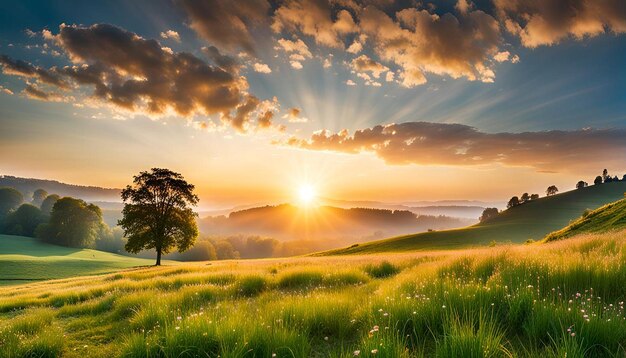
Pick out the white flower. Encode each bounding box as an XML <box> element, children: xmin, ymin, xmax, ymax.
<box><xmin>353</xmin><ymin>350</ymin><xmax>360</xmax><ymax>356</ymax></box>
<box><xmin>371</xmin><ymin>349</ymin><xmax>378</xmax><ymax>354</ymax></box>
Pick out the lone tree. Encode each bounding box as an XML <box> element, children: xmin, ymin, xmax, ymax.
<box><xmin>546</xmin><ymin>185</ymin><xmax>559</xmax><ymax>196</ymax></box>
<box><xmin>602</xmin><ymin>169</ymin><xmax>609</xmax><ymax>182</ymax></box>
<box><xmin>594</xmin><ymin>176</ymin><xmax>603</xmax><ymax>185</ymax></box>
<box><xmin>520</xmin><ymin>193</ymin><xmax>530</xmax><ymax>203</ymax></box>
<box><xmin>119</xmin><ymin>168</ymin><xmax>199</xmax><ymax>266</ymax></box>
<box><xmin>479</xmin><ymin>208</ymin><xmax>499</xmax><ymax>223</ymax></box>
<box><xmin>530</xmin><ymin>194</ymin><xmax>540</xmax><ymax>200</ymax></box>
<box><xmin>507</xmin><ymin>196</ymin><xmax>520</xmax><ymax>209</ymax></box>
<box><xmin>576</xmin><ymin>181</ymin><xmax>588</xmax><ymax>189</ymax></box>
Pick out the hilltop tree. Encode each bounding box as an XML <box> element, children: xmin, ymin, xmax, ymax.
<box><xmin>507</xmin><ymin>196</ymin><xmax>520</xmax><ymax>209</ymax></box>
<box><xmin>530</xmin><ymin>194</ymin><xmax>540</xmax><ymax>200</ymax></box>
<box><xmin>479</xmin><ymin>208</ymin><xmax>499</xmax><ymax>222</ymax></box>
<box><xmin>546</xmin><ymin>185</ymin><xmax>559</xmax><ymax>196</ymax></box>
<box><xmin>623</xmin><ymin>174</ymin><xmax>626</xmax><ymax>181</ymax></box>
<box><xmin>36</xmin><ymin>197</ymin><xmax>105</xmax><ymax>248</ymax></box>
<box><xmin>119</xmin><ymin>168</ymin><xmax>199</xmax><ymax>266</ymax></box>
<box><xmin>606</xmin><ymin>176</ymin><xmax>614</xmax><ymax>183</ymax></box>
<box><xmin>0</xmin><ymin>187</ymin><xmax>24</xmax><ymax>219</ymax></box>
<box><xmin>576</xmin><ymin>181</ymin><xmax>588</xmax><ymax>189</ymax></box>
<box><xmin>31</xmin><ymin>189</ymin><xmax>48</xmax><ymax>207</ymax></box>
<box><xmin>603</xmin><ymin>169</ymin><xmax>609</xmax><ymax>181</ymax></box>
<box><xmin>520</xmin><ymin>193</ymin><xmax>530</xmax><ymax>203</ymax></box>
<box><xmin>594</xmin><ymin>176</ymin><xmax>603</xmax><ymax>185</ymax></box>
<box><xmin>40</xmin><ymin>194</ymin><xmax>60</xmax><ymax>215</ymax></box>
<box><xmin>3</xmin><ymin>204</ymin><xmax>44</xmax><ymax>237</ymax></box>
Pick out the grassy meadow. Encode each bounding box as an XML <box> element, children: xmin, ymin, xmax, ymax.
<box><xmin>0</xmin><ymin>235</ymin><xmax>159</xmax><ymax>285</ymax></box>
<box><xmin>2</xmin><ymin>230</ymin><xmax>626</xmax><ymax>357</ymax></box>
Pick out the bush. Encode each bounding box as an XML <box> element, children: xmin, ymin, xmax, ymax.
<box><xmin>364</xmin><ymin>261</ymin><xmax>400</xmax><ymax>278</ymax></box>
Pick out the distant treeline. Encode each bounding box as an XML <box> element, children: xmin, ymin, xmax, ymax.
<box><xmin>0</xmin><ymin>175</ymin><xmax>120</xmax><ymax>202</ymax></box>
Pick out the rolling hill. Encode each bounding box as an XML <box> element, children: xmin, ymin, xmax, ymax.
<box><xmin>322</xmin><ymin>181</ymin><xmax>626</xmax><ymax>255</ymax></box>
<box><xmin>544</xmin><ymin>198</ymin><xmax>626</xmax><ymax>242</ymax></box>
<box><xmin>0</xmin><ymin>234</ymin><xmax>159</xmax><ymax>285</ymax></box>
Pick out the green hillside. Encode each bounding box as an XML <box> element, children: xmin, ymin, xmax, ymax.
<box><xmin>544</xmin><ymin>198</ymin><xmax>626</xmax><ymax>242</ymax></box>
<box><xmin>0</xmin><ymin>235</ymin><xmax>159</xmax><ymax>285</ymax></box>
<box><xmin>323</xmin><ymin>181</ymin><xmax>626</xmax><ymax>255</ymax></box>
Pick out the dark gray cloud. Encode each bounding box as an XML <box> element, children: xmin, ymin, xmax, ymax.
<box><xmin>286</xmin><ymin>121</ymin><xmax>626</xmax><ymax>171</ymax></box>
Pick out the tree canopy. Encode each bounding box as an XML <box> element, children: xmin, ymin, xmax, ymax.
<box><xmin>0</xmin><ymin>187</ymin><xmax>24</xmax><ymax>218</ymax></box>
<box><xmin>119</xmin><ymin>168</ymin><xmax>199</xmax><ymax>265</ymax></box>
<box><xmin>40</xmin><ymin>194</ymin><xmax>60</xmax><ymax>215</ymax></box>
<box><xmin>36</xmin><ymin>197</ymin><xmax>105</xmax><ymax>248</ymax></box>
<box><xmin>546</xmin><ymin>185</ymin><xmax>559</xmax><ymax>196</ymax></box>
<box><xmin>32</xmin><ymin>189</ymin><xmax>48</xmax><ymax>207</ymax></box>
<box><xmin>479</xmin><ymin>208</ymin><xmax>499</xmax><ymax>223</ymax></box>
<box><xmin>3</xmin><ymin>203</ymin><xmax>44</xmax><ymax>237</ymax></box>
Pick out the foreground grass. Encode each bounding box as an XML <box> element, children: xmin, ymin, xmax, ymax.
<box><xmin>2</xmin><ymin>231</ymin><xmax>626</xmax><ymax>357</ymax></box>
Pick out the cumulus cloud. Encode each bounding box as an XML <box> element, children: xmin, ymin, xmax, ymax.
<box><xmin>0</xmin><ymin>85</ymin><xmax>13</xmax><ymax>95</ymax></box>
<box><xmin>359</xmin><ymin>5</ymin><xmax>502</xmax><ymax>87</ymax></box>
<box><xmin>272</xmin><ymin>0</ymin><xmax>357</xmax><ymax>48</ymax></box>
<box><xmin>494</xmin><ymin>0</ymin><xmax>626</xmax><ymax>48</ymax></box>
<box><xmin>0</xmin><ymin>55</ymin><xmax>69</xmax><ymax>89</ymax></box>
<box><xmin>179</xmin><ymin>0</ymin><xmax>270</xmax><ymax>54</ymax></box>
<box><xmin>160</xmin><ymin>29</ymin><xmax>180</xmax><ymax>42</ymax></box>
<box><xmin>275</xmin><ymin>38</ymin><xmax>312</xmax><ymax>58</ymax></box>
<box><xmin>283</xmin><ymin>107</ymin><xmax>308</xmax><ymax>123</ymax></box>
<box><xmin>253</xmin><ymin>62</ymin><xmax>272</xmax><ymax>73</ymax></box>
<box><xmin>23</xmin><ymin>84</ymin><xmax>63</xmax><ymax>101</ymax></box>
<box><xmin>1</xmin><ymin>23</ymin><xmax>278</xmax><ymax>133</ymax></box>
<box><xmin>285</xmin><ymin>121</ymin><xmax>626</xmax><ymax>172</ymax></box>
<box><xmin>346</xmin><ymin>79</ymin><xmax>356</xmax><ymax>86</ymax></box>
<box><xmin>350</xmin><ymin>54</ymin><xmax>389</xmax><ymax>78</ymax></box>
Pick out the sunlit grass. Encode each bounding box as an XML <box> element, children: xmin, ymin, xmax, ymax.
<box><xmin>1</xmin><ymin>230</ymin><xmax>626</xmax><ymax>357</ymax></box>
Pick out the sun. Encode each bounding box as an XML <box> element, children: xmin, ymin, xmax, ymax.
<box><xmin>297</xmin><ymin>184</ymin><xmax>317</xmax><ymax>206</ymax></box>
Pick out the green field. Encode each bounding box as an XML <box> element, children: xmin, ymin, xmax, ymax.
<box><xmin>544</xmin><ymin>198</ymin><xmax>626</xmax><ymax>242</ymax></box>
<box><xmin>0</xmin><ymin>235</ymin><xmax>160</xmax><ymax>285</ymax></box>
<box><xmin>323</xmin><ymin>181</ymin><xmax>626</xmax><ymax>255</ymax></box>
<box><xmin>1</xmin><ymin>231</ymin><xmax>626</xmax><ymax>357</ymax></box>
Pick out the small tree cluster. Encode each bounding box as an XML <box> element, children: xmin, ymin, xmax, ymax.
<box><xmin>479</xmin><ymin>207</ymin><xmax>499</xmax><ymax>222</ymax></box>
<box><xmin>507</xmin><ymin>192</ymin><xmax>540</xmax><ymax>209</ymax></box>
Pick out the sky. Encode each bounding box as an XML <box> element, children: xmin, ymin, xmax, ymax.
<box><xmin>1</xmin><ymin>0</ymin><xmax>625</xmax><ymax>209</ymax></box>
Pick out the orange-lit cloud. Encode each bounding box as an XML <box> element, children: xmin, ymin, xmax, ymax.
<box><xmin>495</xmin><ymin>0</ymin><xmax>626</xmax><ymax>47</ymax></box>
<box><xmin>1</xmin><ymin>24</ymin><xmax>282</xmax><ymax>133</ymax></box>
<box><xmin>285</xmin><ymin>122</ymin><xmax>626</xmax><ymax>172</ymax></box>
<box><xmin>179</xmin><ymin>0</ymin><xmax>270</xmax><ymax>54</ymax></box>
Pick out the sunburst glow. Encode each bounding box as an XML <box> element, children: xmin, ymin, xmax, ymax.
<box><xmin>297</xmin><ymin>184</ymin><xmax>316</xmax><ymax>206</ymax></box>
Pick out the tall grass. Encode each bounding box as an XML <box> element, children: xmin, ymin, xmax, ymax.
<box><xmin>1</xmin><ymin>230</ymin><xmax>626</xmax><ymax>357</ymax></box>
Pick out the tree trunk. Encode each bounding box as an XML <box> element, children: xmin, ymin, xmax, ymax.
<box><xmin>155</xmin><ymin>249</ymin><xmax>162</xmax><ymax>266</ymax></box>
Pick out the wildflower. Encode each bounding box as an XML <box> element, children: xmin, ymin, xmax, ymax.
<box><xmin>324</xmin><ymin>336</ymin><xmax>329</xmax><ymax>341</ymax></box>
<box><xmin>371</xmin><ymin>349</ymin><xmax>378</xmax><ymax>354</ymax></box>
<box><xmin>272</xmin><ymin>354</ymin><xmax>276</xmax><ymax>357</ymax></box>
<box><xmin>353</xmin><ymin>350</ymin><xmax>360</xmax><ymax>356</ymax></box>
<box><xmin>175</xmin><ymin>326</ymin><xmax>180</xmax><ymax>330</ymax></box>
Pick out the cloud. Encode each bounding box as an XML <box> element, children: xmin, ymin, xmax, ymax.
<box><xmin>359</xmin><ymin>5</ymin><xmax>503</xmax><ymax>87</ymax></box>
<box><xmin>179</xmin><ymin>0</ymin><xmax>270</xmax><ymax>54</ymax></box>
<box><xmin>253</xmin><ymin>62</ymin><xmax>272</xmax><ymax>73</ymax></box>
<box><xmin>275</xmin><ymin>38</ymin><xmax>312</xmax><ymax>58</ymax></box>
<box><xmin>290</xmin><ymin>61</ymin><xmax>303</xmax><ymax>69</ymax></box>
<box><xmin>0</xmin><ymin>85</ymin><xmax>13</xmax><ymax>95</ymax></box>
<box><xmin>285</xmin><ymin>121</ymin><xmax>626</xmax><ymax>172</ymax></box>
<box><xmin>2</xmin><ymin>23</ymin><xmax>277</xmax><ymax>133</ymax></box>
<box><xmin>494</xmin><ymin>0</ymin><xmax>626</xmax><ymax>48</ymax></box>
<box><xmin>0</xmin><ymin>55</ymin><xmax>69</xmax><ymax>89</ymax></box>
<box><xmin>160</xmin><ymin>29</ymin><xmax>180</xmax><ymax>42</ymax></box>
<box><xmin>346</xmin><ymin>79</ymin><xmax>356</xmax><ymax>86</ymax></box>
<box><xmin>23</xmin><ymin>84</ymin><xmax>63</xmax><ymax>101</ymax></box>
<box><xmin>350</xmin><ymin>54</ymin><xmax>389</xmax><ymax>78</ymax></box>
<box><xmin>272</xmin><ymin>0</ymin><xmax>357</xmax><ymax>48</ymax></box>
<box><xmin>283</xmin><ymin>107</ymin><xmax>308</xmax><ymax>123</ymax></box>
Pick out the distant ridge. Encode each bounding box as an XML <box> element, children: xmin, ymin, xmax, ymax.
<box><xmin>320</xmin><ymin>181</ymin><xmax>626</xmax><ymax>255</ymax></box>
<box><xmin>0</xmin><ymin>175</ymin><xmax>121</xmax><ymax>202</ymax></box>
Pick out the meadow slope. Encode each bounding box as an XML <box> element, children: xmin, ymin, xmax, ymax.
<box><xmin>1</xmin><ymin>231</ymin><xmax>626</xmax><ymax>357</ymax></box>
<box><xmin>544</xmin><ymin>198</ymin><xmax>626</xmax><ymax>242</ymax></box>
<box><xmin>322</xmin><ymin>181</ymin><xmax>626</xmax><ymax>255</ymax></box>
<box><xmin>0</xmin><ymin>235</ymin><xmax>158</xmax><ymax>285</ymax></box>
